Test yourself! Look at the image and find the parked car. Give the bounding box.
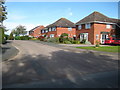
[113,38,120,45]
[104,37,116,44]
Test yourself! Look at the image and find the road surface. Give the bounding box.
[2,40,119,88]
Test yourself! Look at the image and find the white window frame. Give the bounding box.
[49,28,51,31]
[106,24,111,29]
[52,27,56,31]
[68,27,72,31]
[78,25,82,30]
[50,34,54,37]
[46,30,48,33]
[96,34,99,40]
[85,23,91,29]
[42,30,44,33]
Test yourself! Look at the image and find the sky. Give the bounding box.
[4,1,119,35]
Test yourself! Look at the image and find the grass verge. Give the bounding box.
[76,46,120,52]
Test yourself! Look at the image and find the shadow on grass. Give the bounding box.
[2,49,119,88]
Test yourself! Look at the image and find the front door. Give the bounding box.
[80,33,88,42]
[100,34,108,44]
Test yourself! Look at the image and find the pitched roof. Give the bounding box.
[46,18,75,28]
[29,25,44,32]
[76,11,119,24]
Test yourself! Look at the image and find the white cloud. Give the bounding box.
[67,8,73,17]
[69,12,73,16]
[9,15,27,21]
[4,22,40,35]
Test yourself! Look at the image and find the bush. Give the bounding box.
[63,41,72,44]
[15,36,21,40]
[30,38,38,40]
[85,41,91,45]
[80,39,86,44]
[38,36,45,41]
[9,32,14,40]
[0,28,6,44]
[20,36,31,40]
[59,33,69,43]
[71,40,80,44]
[47,37,59,43]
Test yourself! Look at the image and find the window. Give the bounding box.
[68,27,72,31]
[96,34,99,40]
[85,23,91,29]
[78,25,82,30]
[106,24,111,29]
[50,34,54,37]
[49,28,51,31]
[45,30,48,33]
[52,27,56,31]
[42,30,44,33]
[112,24,116,29]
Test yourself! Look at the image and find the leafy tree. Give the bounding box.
[9,32,14,40]
[13,25,27,36]
[59,33,69,43]
[0,0,7,44]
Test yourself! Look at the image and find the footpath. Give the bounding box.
[1,41,19,61]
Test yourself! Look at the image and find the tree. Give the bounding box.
[9,32,14,40]
[0,0,7,44]
[13,25,27,36]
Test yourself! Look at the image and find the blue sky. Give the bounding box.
[4,2,118,34]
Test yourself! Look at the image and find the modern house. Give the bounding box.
[76,11,119,45]
[41,18,76,38]
[29,25,44,38]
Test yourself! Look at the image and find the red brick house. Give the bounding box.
[29,25,44,38]
[76,11,119,45]
[41,18,76,38]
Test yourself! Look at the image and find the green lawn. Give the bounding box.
[76,46,120,52]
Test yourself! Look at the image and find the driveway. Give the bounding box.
[2,40,119,88]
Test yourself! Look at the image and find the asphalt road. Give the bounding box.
[2,40,119,88]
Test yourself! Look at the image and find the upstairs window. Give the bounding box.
[106,24,111,29]
[112,24,116,29]
[45,30,48,33]
[42,30,44,33]
[68,27,72,31]
[85,23,91,29]
[49,28,51,31]
[52,27,56,31]
[78,25,82,30]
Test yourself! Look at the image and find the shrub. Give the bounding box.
[15,36,21,40]
[85,41,91,45]
[47,37,59,43]
[5,34,9,40]
[30,38,38,40]
[80,39,86,44]
[63,41,72,44]
[71,40,80,44]
[9,32,14,40]
[38,36,45,41]
[20,36,31,40]
[59,33,69,43]
[95,40,100,47]
[0,28,6,44]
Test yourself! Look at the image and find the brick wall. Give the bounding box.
[33,26,44,38]
[76,23,115,45]
[56,27,76,38]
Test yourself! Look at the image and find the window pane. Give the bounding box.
[68,28,72,31]
[85,23,91,29]
[78,25,82,30]
[106,24,111,29]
